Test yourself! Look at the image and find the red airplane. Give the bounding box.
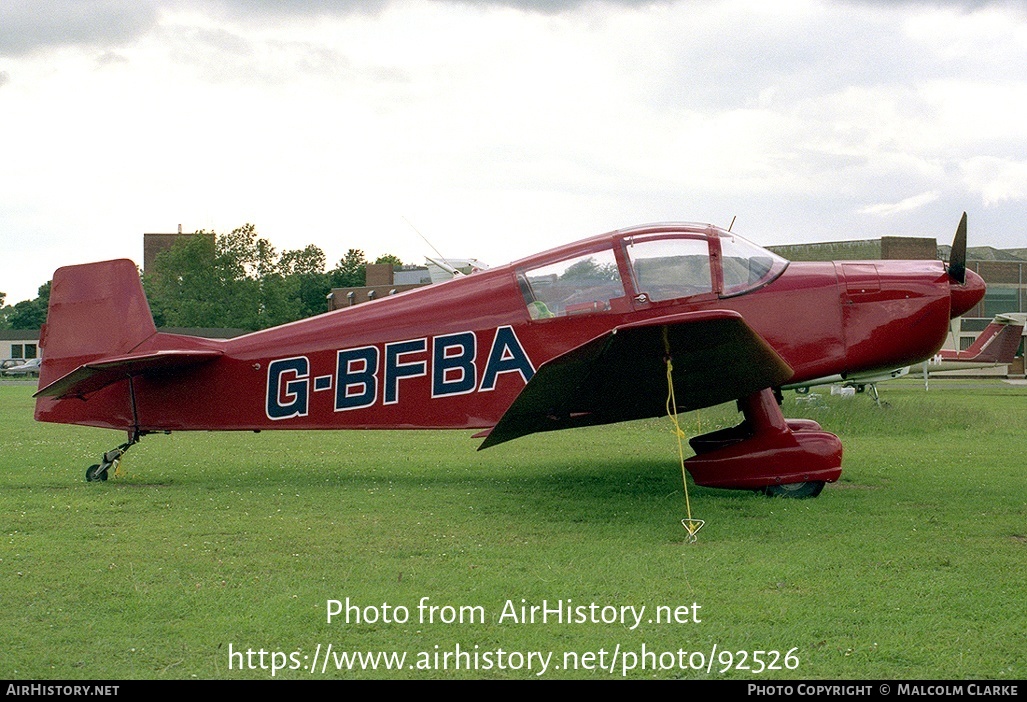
[34,214,984,497]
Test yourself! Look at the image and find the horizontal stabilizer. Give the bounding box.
[479,310,793,449]
[35,349,223,399]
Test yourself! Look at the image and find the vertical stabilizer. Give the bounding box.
[951,313,1025,363]
[38,259,156,388]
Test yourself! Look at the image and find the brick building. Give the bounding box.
[327,259,487,311]
[326,264,432,311]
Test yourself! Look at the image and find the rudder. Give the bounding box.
[38,259,156,388]
[960,314,1025,363]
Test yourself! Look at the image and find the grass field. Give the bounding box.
[1,380,1024,680]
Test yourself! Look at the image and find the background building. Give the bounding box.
[327,259,487,310]
[1,330,39,361]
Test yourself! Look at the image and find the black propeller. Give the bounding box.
[948,212,967,285]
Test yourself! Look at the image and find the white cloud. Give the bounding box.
[961,157,1027,205]
[860,191,940,216]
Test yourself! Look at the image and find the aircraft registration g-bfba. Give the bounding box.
[34,215,985,497]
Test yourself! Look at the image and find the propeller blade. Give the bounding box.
[948,212,967,285]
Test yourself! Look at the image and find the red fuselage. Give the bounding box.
[34,223,984,434]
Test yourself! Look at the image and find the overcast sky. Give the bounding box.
[1,0,1025,304]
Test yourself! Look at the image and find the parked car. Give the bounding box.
[1,357,41,377]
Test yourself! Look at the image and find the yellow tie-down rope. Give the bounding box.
[663,327,705,542]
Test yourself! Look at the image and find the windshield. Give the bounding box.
[718,233,788,296]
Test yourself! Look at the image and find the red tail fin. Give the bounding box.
[38,260,156,388]
[945,314,1025,364]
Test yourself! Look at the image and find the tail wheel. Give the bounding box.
[761,481,825,498]
[85,464,108,482]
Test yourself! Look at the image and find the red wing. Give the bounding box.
[478,310,793,449]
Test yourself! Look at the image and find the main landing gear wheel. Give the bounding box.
[761,481,825,498]
[85,463,109,482]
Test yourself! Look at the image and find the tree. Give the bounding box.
[280,245,331,319]
[143,232,220,328]
[280,245,327,276]
[144,225,332,330]
[0,282,50,330]
[330,249,368,288]
[373,254,404,267]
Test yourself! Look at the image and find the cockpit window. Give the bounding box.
[626,237,712,301]
[520,249,624,319]
[719,233,788,296]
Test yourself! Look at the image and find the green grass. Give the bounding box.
[1,381,1025,679]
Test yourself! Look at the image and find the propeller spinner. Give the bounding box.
[947,212,985,319]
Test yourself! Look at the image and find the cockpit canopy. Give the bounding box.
[519,226,788,319]
[717,231,790,296]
